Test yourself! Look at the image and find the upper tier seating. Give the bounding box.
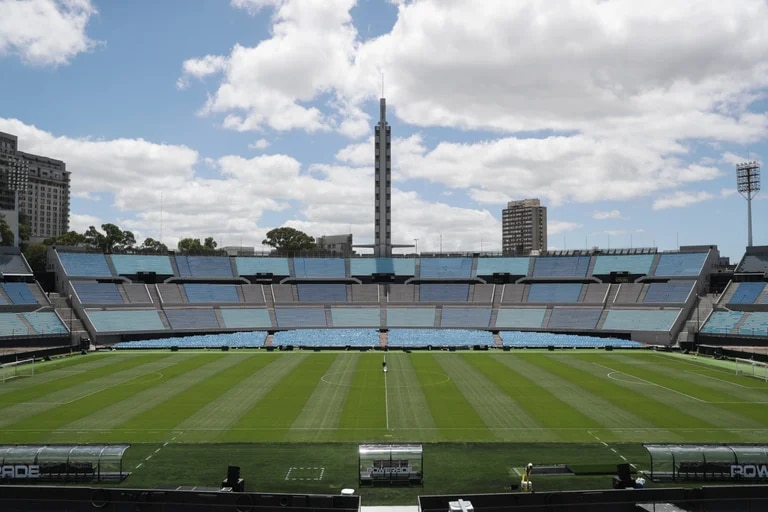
[440,307,492,328]
[470,284,494,303]
[23,311,67,334]
[59,253,112,277]
[735,253,768,274]
[494,308,546,329]
[121,284,152,303]
[219,308,272,329]
[642,281,695,303]
[272,329,378,347]
[165,308,220,330]
[156,283,185,303]
[475,257,530,276]
[601,309,681,332]
[331,307,380,327]
[1,282,39,304]
[183,284,240,303]
[274,307,328,327]
[612,283,644,303]
[592,254,655,275]
[350,258,415,276]
[500,284,526,303]
[0,253,32,275]
[419,283,470,302]
[527,283,583,303]
[349,284,379,302]
[175,255,233,278]
[387,284,416,302]
[547,308,602,330]
[653,252,707,277]
[532,255,590,277]
[296,283,347,302]
[71,282,124,304]
[86,310,166,332]
[581,283,610,303]
[419,257,473,278]
[737,312,768,337]
[234,257,290,276]
[701,311,744,334]
[727,282,766,305]
[241,285,266,303]
[386,307,436,327]
[293,257,346,278]
[387,329,493,347]
[271,284,296,303]
[110,254,173,275]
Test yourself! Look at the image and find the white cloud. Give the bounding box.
[176,54,229,89]
[652,191,714,210]
[593,209,622,220]
[548,221,583,235]
[249,138,271,150]
[0,0,98,66]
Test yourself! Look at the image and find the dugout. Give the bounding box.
[645,444,768,482]
[358,444,423,486]
[0,444,130,482]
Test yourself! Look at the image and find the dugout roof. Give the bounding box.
[0,444,130,482]
[645,444,768,480]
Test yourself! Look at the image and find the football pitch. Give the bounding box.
[1,349,767,502]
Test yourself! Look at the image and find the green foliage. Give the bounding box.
[262,226,316,254]
[177,237,222,254]
[22,242,48,273]
[84,223,136,253]
[0,214,13,246]
[42,230,87,247]
[139,237,168,253]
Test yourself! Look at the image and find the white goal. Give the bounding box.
[0,358,35,383]
[734,358,768,382]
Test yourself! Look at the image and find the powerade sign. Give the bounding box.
[0,464,41,479]
[730,464,768,479]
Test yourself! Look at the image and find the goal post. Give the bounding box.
[1,358,35,383]
[734,358,768,382]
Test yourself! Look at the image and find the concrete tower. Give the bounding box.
[374,98,392,257]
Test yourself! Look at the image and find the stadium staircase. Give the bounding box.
[675,293,716,346]
[49,292,84,342]
[379,330,387,347]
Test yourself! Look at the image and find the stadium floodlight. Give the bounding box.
[736,161,760,247]
[4,157,28,247]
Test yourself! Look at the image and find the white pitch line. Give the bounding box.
[684,370,748,388]
[383,354,390,430]
[594,362,705,402]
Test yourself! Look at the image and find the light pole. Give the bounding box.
[414,238,418,254]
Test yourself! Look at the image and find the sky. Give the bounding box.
[0,0,766,262]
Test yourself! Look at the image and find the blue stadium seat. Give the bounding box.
[592,254,655,276]
[331,307,380,327]
[272,329,378,347]
[475,257,530,276]
[653,252,707,277]
[234,257,290,276]
[547,308,602,330]
[419,258,473,278]
[419,283,470,302]
[388,329,493,347]
[87,310,167,332]
[58,253,112,277]
[350,258,398,275]
[296,283,347,302]
[274,307,328,327]
[440,308,492,328]
[386,307,436,327]
[601,309,681,331]
[175,256,233,278]
[642,281,695,303]
[164,308,220,330]
[23,312,67,334]
[0,312,31,336]
[183,284,240,303]
[527,283,583,303]
[500,331,640,348]
[737,312,768,337]
[220,308,272,329]
[114,331,268,349]
[494,308,546,329]
[532,256,591,277]
[727,282,766,305]
[1,282,38,304]
[0,254,32,275]
[110,254,173,275]
[701,311,744,334]
[292,258,346,278]
[71,282,124,304]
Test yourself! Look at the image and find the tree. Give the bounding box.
[84,223,136,253]
[43,231,87,247]
[0,215,13,246]
[262,227,316,255]
[140,237,168,253]
[22,243,48,273]
[203,237,217,250]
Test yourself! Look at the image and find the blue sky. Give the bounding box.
[1,0,766,261]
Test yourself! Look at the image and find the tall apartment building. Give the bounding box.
[0,131,70,243]
[502,198,547,255]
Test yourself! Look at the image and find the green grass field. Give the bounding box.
[1,349,767,503]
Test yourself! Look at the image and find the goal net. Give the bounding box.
[734,358,768,382]
[1,358,35,383]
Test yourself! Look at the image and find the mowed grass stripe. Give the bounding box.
[382,353,438,439]
[410,353,491,442]
[177,353,309,442]
[336,353,386,440]
[57,353,243,435]
[0,353,131,397]
[224,353,338,442]
[0,353,149,403]
[560,353,765,440]
[591,353,768,429]
[490,353,655,440]
[114,353,275,441]
[0,354,178,430]
[285,353,358,442]
[435,354,555,441]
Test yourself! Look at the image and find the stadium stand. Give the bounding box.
[592,254,655,275]
[388,328,493,347]
[581,283,610,303]
[115,331,268,349]
[419,257,473,278]
[331,307,380,327]
[532,255,590,277]
[547,308,602,330]
[23,312,67,334]
[601,309,681,332]
[387,284,416,302]
[296,283,347,302]
[500,330,641,348]
[121,284,152,304]
[241,284,266,303]
[475,257,530,276]
[440,307,492,328]
[271,284,297,303]
[386,307,436,327]
[700,311,744,334]
[500,284,526,303]
[419,283,470,302]
[58,253,112,277]
[642,281,695,303]
[110,254,173,276]
[0,312,33,336]
[470,284,494,303]
[175,255,234,278]
[164,308,220,330]
[737,312,768,337]
[86,310,166,332]
[653,252,708,277]
[234,257,290,277]
[183,283,240,303]
[727,282,766,305]
[293,257,346,278]
[71,282,124,304]
[734,247,768,274]
[0,252,33,275]
[611,283,644,303]
[1,282,39,305]
[349,284,379,302]
[272,328,378,347]
[274,307,328,328]
[156,284,185,303]
[527,283,583,303]
[219,308,272,329]
[494,308,546,329]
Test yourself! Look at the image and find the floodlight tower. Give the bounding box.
[4,156,28,247]
[736,161,760,247]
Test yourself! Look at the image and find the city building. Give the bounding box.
[0,131,70,243]
[502,198,547,255]
[316,234,354,257]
